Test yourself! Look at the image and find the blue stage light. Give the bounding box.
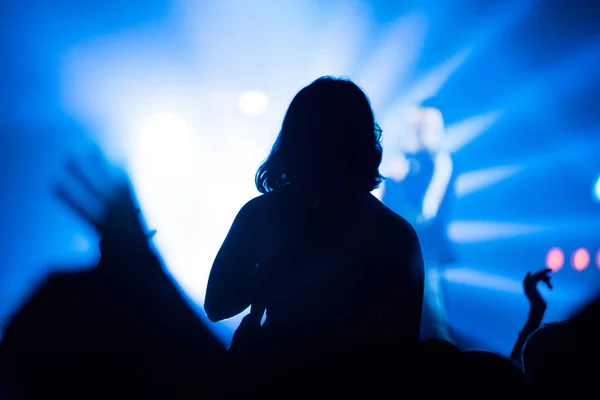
[593,175,600,202]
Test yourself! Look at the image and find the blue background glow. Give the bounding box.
[2,0,600,352]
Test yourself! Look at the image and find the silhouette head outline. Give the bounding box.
[255,76,383,194]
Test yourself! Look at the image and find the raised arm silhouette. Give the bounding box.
[205,77,425,368]
[0,156,224,399]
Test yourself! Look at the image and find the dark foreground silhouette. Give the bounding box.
[0,161,224,399]
[1,76,597,399]
[206,78,425,386]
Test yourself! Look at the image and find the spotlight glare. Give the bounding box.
[572,248,590,271]
[136,111,193,172]
[596,249,600,269]
[142,112,190,140]
[593,175,600,202]
[546,247,564,272]
[238,91,269,116]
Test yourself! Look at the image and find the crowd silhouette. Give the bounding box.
[0,76,597,398]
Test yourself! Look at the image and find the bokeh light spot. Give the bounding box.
[546,247,564,272]
[72,234,91,253]
[572,248,590,271]
[593,175,600,203]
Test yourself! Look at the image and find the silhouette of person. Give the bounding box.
[205,77,424,369]
[0,157,224,399]
[522,287,600,398]
[381,104,455,341]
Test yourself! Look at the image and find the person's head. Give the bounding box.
[407,106,445,152]
[419,338,461,355]
[255,76,383,194]
[416,339,462,395]
[523,317,600,397]
[459,351,531,397]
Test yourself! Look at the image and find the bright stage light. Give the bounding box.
[546,247,564,272]
[134,112,194,180]
[572,248,590,271]
[593,175,600,203]
[238,91,269,116]
[130,110,197,248]
[139,112,191,153]
[129,108,268,333]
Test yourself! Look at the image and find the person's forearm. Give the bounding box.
[523,309,544,332]
[204,245,257,322]
[205,270,253,322]
[510,309,545,365]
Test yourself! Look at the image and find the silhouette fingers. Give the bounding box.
[532,268,552,282]
[87,148,116,183]
[54,184,100,231]
[66,159,110,205]
[107,183,143,223]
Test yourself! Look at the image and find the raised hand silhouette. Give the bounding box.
[524,268,552,315]
[54,155,156,267]
[510,268,553,365]
[0,152,224,399]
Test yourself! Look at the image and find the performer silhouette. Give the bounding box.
[381,105,455,341]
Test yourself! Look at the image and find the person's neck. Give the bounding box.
[291,183,366,206]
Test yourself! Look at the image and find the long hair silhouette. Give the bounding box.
[255,76,383,194]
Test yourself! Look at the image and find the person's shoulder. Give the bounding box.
[238,187,294,216]
[237,191,275,217]
[363,196,422,281]
[367,194,418,241]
